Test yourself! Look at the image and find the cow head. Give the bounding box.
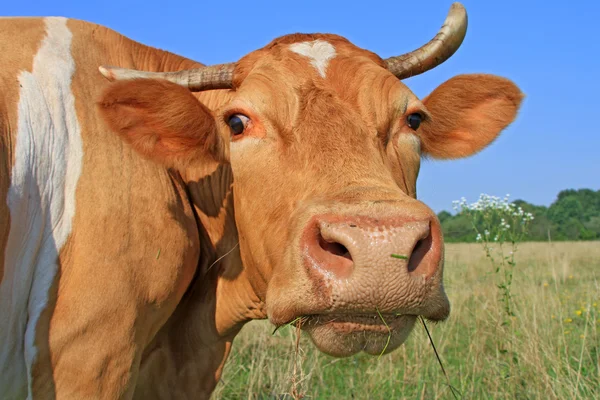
[98,3,522,357]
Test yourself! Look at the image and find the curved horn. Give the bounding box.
[385,2,468,79]
[99,63,235,91]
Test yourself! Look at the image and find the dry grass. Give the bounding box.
[212,242,600,399]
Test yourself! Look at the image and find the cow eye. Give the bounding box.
[407,113,422,130]
[227,114,249,135]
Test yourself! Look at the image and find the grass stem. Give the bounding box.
[420,316,462,400]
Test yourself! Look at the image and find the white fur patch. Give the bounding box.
[289,40,336,78]
[0,17,83,398]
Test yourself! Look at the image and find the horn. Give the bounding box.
[384,2,468,79]
[98,63,235,91]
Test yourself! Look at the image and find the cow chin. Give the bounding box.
[302,314,417,357]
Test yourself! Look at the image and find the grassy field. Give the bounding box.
[213,242,600,399]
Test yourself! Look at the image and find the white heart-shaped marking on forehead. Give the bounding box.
[289,40,337,78]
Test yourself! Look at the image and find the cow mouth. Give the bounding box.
[304,313,410,332]
[274,313,418,357]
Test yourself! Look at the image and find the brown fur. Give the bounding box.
[420,74,524,159]
[36,19,211,399]
[98,78,225,169]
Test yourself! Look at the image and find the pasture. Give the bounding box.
[214,241,600,399]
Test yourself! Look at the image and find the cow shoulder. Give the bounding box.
[0,17,203,398]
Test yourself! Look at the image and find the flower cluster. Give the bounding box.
[452,194,535,318]
[453,194,534,222]
[453,194,534,243]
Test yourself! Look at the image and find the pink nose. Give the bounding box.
[302,214,442,281]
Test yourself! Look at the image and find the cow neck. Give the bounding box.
[135,108,262,395]
[135,161,266,395]
[182,159,267,333]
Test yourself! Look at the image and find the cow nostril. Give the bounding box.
[318,235,353,261]
[407,228,433,273]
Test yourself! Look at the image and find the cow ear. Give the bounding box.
[97,78,227,169]
[419,74,524,159]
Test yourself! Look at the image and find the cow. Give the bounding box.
[0,3,523,399]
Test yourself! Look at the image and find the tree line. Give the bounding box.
[439,188,600,242]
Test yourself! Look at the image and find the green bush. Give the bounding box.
[440,188,600,242]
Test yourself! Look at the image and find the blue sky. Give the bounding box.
[6,1,599,212]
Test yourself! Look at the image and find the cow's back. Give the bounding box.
[0,18,201,398]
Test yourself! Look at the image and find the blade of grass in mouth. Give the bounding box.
[376,308,392,360]
[272,316,304,335]
[420,316,462,399]
[391,253,408,260]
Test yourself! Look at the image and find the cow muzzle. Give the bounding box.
[267,203,450,357]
